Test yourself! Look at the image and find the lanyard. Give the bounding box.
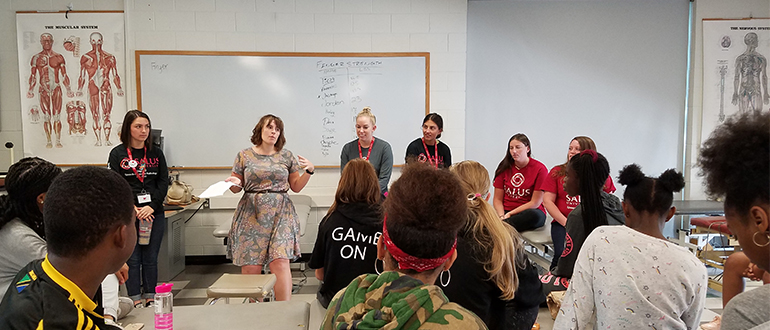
[421,138,439,168]
[358,137,374,161]
[127,146,148,183]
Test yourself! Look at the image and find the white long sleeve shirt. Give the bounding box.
[554,225,707,330]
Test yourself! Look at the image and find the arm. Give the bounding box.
[226,151,244,193]
[108,56,124,96]
[378,143,393,193]
[553,237,596,329]
[107,148,122,173]
[77,56,88,96]
[150,151,169,213]
[762,57,768,103]
[340,144,350,174]
[27,57,37,98]
[288,155,314,193]
[506,190,544,217]
[57,57,74,98]
[493,188,506,218]
[315,268,324,281]
[544,191,568,226]
[732,57,742,104]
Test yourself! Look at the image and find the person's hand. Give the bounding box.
[27,91,34,98]
[66,89,74,98]
[115,263,129,285]
[76,90,83,97]
[225,176,242,187]
[298,155,314,173]
[136,205,155,221]
[744,263,766,282]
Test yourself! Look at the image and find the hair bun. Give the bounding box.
[657,169,685,193]
[361,107,372,114]
[618,164,646,186]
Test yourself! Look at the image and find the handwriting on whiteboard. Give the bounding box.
[150,61,168,74]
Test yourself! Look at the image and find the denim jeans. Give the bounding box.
[127,209,166,301]
[550,221,566,271]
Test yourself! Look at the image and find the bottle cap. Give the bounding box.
[156,283,174,293]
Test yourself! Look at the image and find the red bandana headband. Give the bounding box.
[580,149,599,163]
[381,216,456,272]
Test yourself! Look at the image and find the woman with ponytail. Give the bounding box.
[445,161,544,330]
[555,164,707,330]
[541,150,623,295]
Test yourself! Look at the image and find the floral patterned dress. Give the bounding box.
[227,147,301,266]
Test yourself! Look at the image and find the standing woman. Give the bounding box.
[309,158,382,308]
[340,107,393,195]
[109,110,169,308]
[542,136,616,270]
[405,113,451,168]
[493,133,548,232]
[225,114,314,301]
[445,161,545,330]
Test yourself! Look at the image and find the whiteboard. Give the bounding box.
[136,51,428,167]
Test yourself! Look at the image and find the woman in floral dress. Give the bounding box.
[225,114,315,301]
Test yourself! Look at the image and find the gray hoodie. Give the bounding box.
[553,191,624,278]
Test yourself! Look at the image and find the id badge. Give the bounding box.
[137,193,152,204]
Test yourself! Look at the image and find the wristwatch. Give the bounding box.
[305,169,314,175]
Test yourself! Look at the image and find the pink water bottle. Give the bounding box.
[154,283,174,330]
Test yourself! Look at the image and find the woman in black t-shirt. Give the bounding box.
[308,158,383,308]
[405,113,451,168]
[108,110,168,308]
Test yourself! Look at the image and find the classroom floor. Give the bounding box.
[132,262,732,330]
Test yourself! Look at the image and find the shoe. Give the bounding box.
[133,300,144,309]
[700,315,721,330]
[531,322,540,330]
[145,300,155,308]
[117,297,133,319]
[105,317,124,329]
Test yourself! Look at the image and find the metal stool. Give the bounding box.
[207,273,277,304]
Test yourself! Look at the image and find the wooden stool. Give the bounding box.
[207,273,277,304]
[690,216,738,292]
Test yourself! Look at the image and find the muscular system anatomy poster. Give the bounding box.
[701,19,769,143]
[17,12,126,164]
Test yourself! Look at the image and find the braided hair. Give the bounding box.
[0,157,62,238]
[618,164,685,216]
[569,150,610,234]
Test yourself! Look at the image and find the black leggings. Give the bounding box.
[503,209,546,232]
[550,221,566,271]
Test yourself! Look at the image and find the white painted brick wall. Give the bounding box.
[176,0,216,12]
[215,0,257,12]
[256,0,295,13]
[391,14,429,33]
[195,12,236,32]
[175,31,217,50]
[154,12,196,31]
[295,34,334,52]
[371,34,410,52]
[372,0,410,14]
[235,12,277,32]
[410,33,447,52]
[295,0,334,14]
[353,14,391,33]
[314,14,353,33]
[334,0,372,14]
[333,34,371,51]
[276,13,315,33]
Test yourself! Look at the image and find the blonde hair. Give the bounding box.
[450,160,524,300]
[356,107,376,126]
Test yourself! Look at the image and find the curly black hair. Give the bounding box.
[44,166,135,259]
[384,162,467,273]
[618,164,685,216]
[0,157,61,238]
[698,111,769,218]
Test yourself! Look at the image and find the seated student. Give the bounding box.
[542,136,616,270]
[0,166,136,330]
[444,160,544,330]
[702,252,770,329]
[0,158,130,324]
[541,150,624,295]
[698,111,770,330]
[321,163,486,329]
[554,164,707,329]
[309,158,383,308]
[493,134,548,232]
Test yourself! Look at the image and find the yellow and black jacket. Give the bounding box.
[0,256,118,330]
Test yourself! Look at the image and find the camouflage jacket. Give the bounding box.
[321,271,488,330]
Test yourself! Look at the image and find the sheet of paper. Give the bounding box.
[198,181,237,198]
